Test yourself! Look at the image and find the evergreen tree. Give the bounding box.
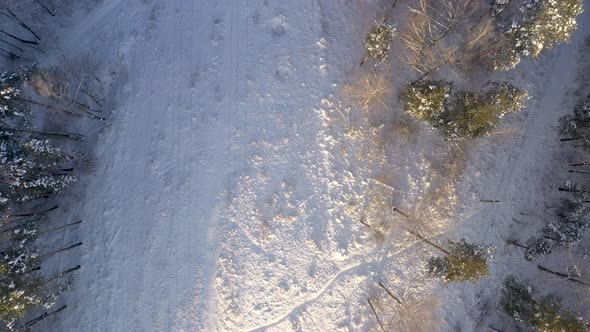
[426,239,492,282]
[560,95,590,141]
[501,276,589,331]
[362,21,396,65]
[0,275,44,328]
[403,81,527,139]
[501,275,537,325]
[543,199,588,245]
[524,237,553,261]
[442,83,528,138]
[402,81,451,123]
[0,133,76,204]
[491,0,584,70]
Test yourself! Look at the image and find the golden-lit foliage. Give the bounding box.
[343,72,392,111]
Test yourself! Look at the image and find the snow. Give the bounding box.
[23,0,590,331]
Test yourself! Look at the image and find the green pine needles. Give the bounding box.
[363,21,396,65]
[402,81,528,139]
[426,239,492,282]
[491,0,584,70]
[501,276,590,332]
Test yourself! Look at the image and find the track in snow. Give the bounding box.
[43,0,243,330]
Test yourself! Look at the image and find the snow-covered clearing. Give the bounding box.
[31,0,590,331]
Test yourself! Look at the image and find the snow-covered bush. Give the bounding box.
[426,239,492,282]
[545,199,587,245]
[9,220,39,248]
[491,0,584,70]
[0,63,87,331]
[0,71,27,120]
[560,95,590,141]
[501,276,589,332]
[524,237,553,261]
[363,21,396,65]
[0,248,38,276]
[0,135,76,204]
[559,198,586,223]
[402,81,451,122]
[524,199,588,260]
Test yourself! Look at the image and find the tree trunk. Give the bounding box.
[39,220,82,236]
[6,126,84,141]
[506,239,528,250]
[569,169,590,175]
[367,299,386,332]
[378,281,403,305]
[40,265,81,286]
[392,207,410,218]
[35,0,55,16]
[0,206,58,234]
[359,217,371,229]
[558,187,579,193]
[16,96,105,121]
[407,230,451,255]
[0,30,37,45]
[0,46,18,59]
[360,55,369,66]
[25,266,41,274]
[561,137,583,142]
[537,265,590,286]
[0,37,23,52]
[39,242,82,260]
[15,96,72,115]
[2,9,41,40]
[10,205,58,218]
[24,305,67,328]
[569,161,590,167]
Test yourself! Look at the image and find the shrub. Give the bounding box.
[524,237,554,261]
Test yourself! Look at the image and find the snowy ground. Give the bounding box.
[27,0,590,331]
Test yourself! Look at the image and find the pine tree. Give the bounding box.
[0,133,76,204]
[501,276,589,331]
[0,275,44,328]
[542,199,588,245]
[402,81,451,123]
[426,239,492,282]
[442,83,528,138]
[501,275,537,325]
[0,70,29,121]
[560,95,590,145]
[535,296,590,332]
[491,0,584,70]
[403,81,527,139]
[524,237,553,261]
[362,21,396,65]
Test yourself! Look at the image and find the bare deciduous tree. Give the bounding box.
[401,0,493,79]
